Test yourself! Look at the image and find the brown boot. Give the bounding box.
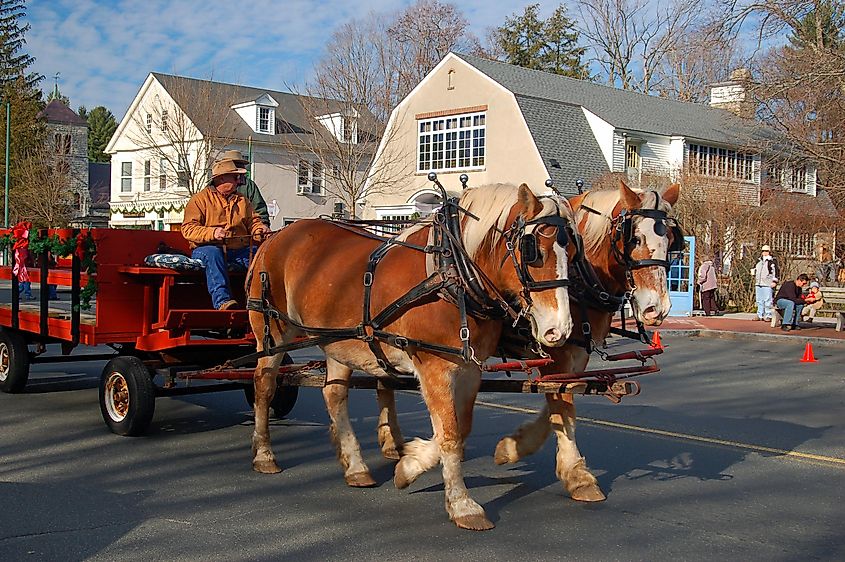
[218,299,238,310]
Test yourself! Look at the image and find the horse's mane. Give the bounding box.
[577,188,673,255]
[396,184,563,258]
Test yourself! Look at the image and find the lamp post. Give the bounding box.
[4,101,9,228]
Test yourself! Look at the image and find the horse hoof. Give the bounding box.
[453,514,495,531]
[493,438,518,465]
[253,460,282,474]
[381,447,402,461]
[345,472,377,488]
[570,484,606,502]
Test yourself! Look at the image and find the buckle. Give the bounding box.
[393,336,409,348]
[581,321,592,336]
[459,327,470,342]
[363,272,373,287]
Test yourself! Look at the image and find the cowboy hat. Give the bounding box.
[210,158,247,181]
[218,149,249,166]
[761,244,771,252]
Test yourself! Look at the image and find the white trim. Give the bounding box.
[106,73,157,154]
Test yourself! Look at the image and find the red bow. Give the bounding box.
[12,221,32,250]
[75,232,87,260]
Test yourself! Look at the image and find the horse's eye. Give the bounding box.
[653,221,667,236]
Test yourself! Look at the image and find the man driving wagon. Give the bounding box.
[181,155,269,310]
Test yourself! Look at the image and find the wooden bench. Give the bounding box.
[816,286,845,332]
[772,286,845,331]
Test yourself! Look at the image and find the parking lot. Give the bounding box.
[1,336,843,561]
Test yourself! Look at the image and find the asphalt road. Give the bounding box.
[1,336,843,561]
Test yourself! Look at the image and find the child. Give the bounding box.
[801,281,824,322]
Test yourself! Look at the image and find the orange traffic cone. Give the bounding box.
[650,331,663,350]
[800,341,817,363]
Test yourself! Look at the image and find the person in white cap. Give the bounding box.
[752,244,779,321]
[801,281,824,322]
[182,157,269,310]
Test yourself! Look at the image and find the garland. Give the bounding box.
[0,227,98,310]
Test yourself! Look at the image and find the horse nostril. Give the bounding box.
[544,328,562,343]
[643,306,659,320]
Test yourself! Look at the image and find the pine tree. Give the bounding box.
[543,5,589,78]
[86,106,116,162]
[493,3,588,78]
[0,0,42,90]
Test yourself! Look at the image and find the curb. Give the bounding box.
[659,329,845,346]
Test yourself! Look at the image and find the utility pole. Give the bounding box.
[4,101,10,228]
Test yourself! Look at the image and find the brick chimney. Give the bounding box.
[709,68,755,119]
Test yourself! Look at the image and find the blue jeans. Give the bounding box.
[18,281,33,299]
[776,298,804,326]
[191,246,252,309]
[755,285,773,319]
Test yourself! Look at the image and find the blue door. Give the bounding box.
[667,236,695,316]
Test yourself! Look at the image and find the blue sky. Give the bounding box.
[26,0,529,119]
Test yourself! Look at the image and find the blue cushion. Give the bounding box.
[144,253,205,271]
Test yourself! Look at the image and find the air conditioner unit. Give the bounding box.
[297,184,307,195]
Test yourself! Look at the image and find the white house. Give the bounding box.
[106,73,375,230]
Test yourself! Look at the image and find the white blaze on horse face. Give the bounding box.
[632,218,672,325]
[530,239,573,347]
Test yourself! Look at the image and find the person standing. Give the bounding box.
[217,149,270,227]
[182,157,268,310]
[752,245,779,321]
[697,255,719,316]
[774,273,809,331]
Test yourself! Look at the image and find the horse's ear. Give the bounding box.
[517,183,543,219]
[568,193,586,211]
[662,183,680,206]
[619,180,641,209]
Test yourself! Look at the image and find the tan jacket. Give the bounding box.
[181,186,264,250]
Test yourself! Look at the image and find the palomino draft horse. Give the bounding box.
[246,183,577,530]
[492,181,681,501]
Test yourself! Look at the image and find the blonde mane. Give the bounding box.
[396,184,565,257]
[577,188,672,255]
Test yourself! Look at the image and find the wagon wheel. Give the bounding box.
[243,354,299,418]
[99,356,156,436]
[0,328,30,393]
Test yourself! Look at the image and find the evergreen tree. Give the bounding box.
[0,0,41,90]
[787,0,845,50]
[543,5,589,78]
[493,3,588,78]
[86,106,116,162]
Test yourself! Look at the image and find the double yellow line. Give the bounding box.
[474,399,845,468]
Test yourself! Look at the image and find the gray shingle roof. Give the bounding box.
[515,96,608,196]
[150,73,375,145]
[40,100,87,126]
[455,53,766,147]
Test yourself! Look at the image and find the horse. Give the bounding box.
[374,180,681,503]
[246,183,577,530]
[491,180,681,501]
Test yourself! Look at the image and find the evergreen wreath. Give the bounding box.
[0,229,98,310]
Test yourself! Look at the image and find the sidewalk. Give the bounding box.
[652,312,845,345]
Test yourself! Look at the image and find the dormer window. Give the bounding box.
[258,106,273,133]
[317,110,359,144]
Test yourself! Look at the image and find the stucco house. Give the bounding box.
[106,73,375,230]
[366,53,838,259]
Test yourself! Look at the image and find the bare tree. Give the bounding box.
[128,74,240,194]
[10,144,75,227]
[654,28,741,101]
[576,0,704,92]
[708,0,845,207]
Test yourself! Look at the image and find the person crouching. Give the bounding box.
[181,158,269,310]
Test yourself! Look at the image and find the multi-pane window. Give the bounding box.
[143,160,151,191]
[176,155,189,189]
[121,162,132,192]
[161,110,169,132]
[688,144,754,181]
[626,143,640,169]
[159,158,167,189]
[297,159,324,195]
[146,113,152,134]
[258,107,271,133]
[418,112,485,172]
[771,231,813,258]
[791,167,807,192]
[342,117,356,143]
